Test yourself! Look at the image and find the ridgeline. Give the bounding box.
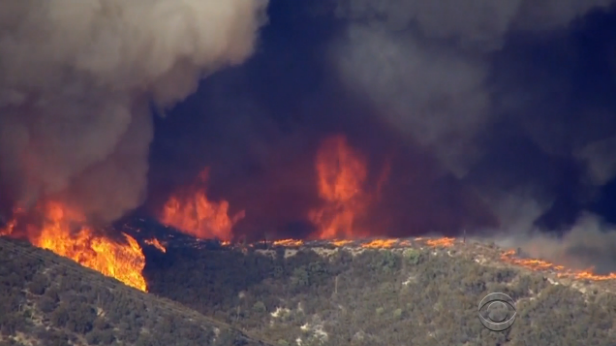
[143,236,616,346]
[2,231,616,346]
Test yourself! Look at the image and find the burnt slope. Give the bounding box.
[0,237,274,346]
[145,238,616,346]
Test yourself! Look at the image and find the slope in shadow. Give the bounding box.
[0,237,274,346]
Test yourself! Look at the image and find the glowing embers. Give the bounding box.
[1,202,147,291]
[159,168,245,241]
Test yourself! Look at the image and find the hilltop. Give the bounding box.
[3,222,616,346]
[143,235,616,346]
[0,237,274,346]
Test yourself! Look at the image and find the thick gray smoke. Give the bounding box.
[332,0,615,178]
[0,0,268,222]
[492,212,616,274]
[329,0,616,270]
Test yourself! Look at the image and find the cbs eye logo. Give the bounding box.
[478,292,517,331]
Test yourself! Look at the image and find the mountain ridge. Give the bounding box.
[143,234,616,346]
[3,225,616,346]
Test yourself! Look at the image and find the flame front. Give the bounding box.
[242,235,616,281]
[159,168,245,241]
[309,135,370,239]
[1,202,147,291]
[500,249,616,281]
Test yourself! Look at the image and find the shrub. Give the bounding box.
[28,274,49,295]
[85,329,115,345]
[50,304,70,328]
[252,301,266,314]
[403,249,421,265]
[291,267,310,288]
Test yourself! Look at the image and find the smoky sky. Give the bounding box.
[3,0,615,246]
[144,0,616,243]
[0,0,269,224]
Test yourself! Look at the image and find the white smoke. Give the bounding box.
[0,0,268,222]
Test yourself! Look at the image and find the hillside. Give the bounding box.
[143,236,616,346]
[0,237,274,346]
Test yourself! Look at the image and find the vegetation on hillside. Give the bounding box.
[0,237,273,346]
[145,243,616,346]
[3,231,615,346]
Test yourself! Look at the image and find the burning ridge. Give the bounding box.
[127,218,616,285]
[1,202,148,291]
[0,0,269,292]
[4,129,616,293]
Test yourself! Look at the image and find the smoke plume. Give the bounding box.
[493,213,616,274]
[332,0,616,177]
[145,1,616,272]
[0,0,268,222]
[328,0,616,269]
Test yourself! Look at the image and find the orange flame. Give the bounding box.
[309,135,370,239]
[331,239,354,247]
[500,249,616,281]
[1,202,147,291]
[273,239,305,247]
[144,238,167,253]
[256,237,455,249]
[244,235,616,281]
[425,237,455,247]
[361,239,399,248]
[159,169,245,241]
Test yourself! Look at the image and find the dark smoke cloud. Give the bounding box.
[144,1,616,269]
[326,0,616,267]
[0,0,269,222]
[331,0,615,176]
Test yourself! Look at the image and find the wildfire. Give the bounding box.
[144,238,167,253]
[273,239,304,247]
[425,237,455,247]
[332,239,354,247]
[238,235,616,282]
[361,239,399,248]
[309,135,370,239]
[160,168,245,241]
[500,249,616,282]
[262,237,455,249]
[1,202,147,291]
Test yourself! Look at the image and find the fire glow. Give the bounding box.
[159,169,245,241]
[248,237,616,281]
[309,135,370,239]
[500,250,616,281]
[151,133,616,282]
[2,133,615,296]
[144,238,167,253]
[1,202,147,291]
[156,134,378,241]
